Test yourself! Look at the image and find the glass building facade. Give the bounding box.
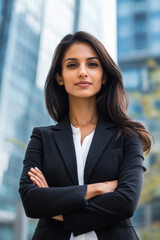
[36,0,75,89]
[0,0,108,239]
[75,0,104,41]
[0,0,49,239]
[117,0,160,239]
[118,0,160,59]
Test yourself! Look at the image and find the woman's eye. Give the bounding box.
[88,62,98,67]
[66,63,77,68]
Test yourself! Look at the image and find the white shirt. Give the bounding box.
[70,124,98,240]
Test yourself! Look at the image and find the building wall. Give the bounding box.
[0,0,48,239]
[0,0,114,239]
[117,0,160,59]
[75,0,104,42]
[117,0,160,239]
[36,0,75,89]
[0,0,15,89]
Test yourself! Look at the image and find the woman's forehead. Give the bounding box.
[62,42,99,61]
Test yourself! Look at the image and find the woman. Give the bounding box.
[19,31,152,240]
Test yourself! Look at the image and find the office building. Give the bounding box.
[0,0,49,239]
[117,0,160,238]
[0,0,113,239]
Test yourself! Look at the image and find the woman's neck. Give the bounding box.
[69,96,98,127]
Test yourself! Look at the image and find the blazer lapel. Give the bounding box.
[51,114,116,185]
[84,115,115,184]
[51,114,79,185]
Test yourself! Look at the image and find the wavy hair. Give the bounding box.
[44,31,153,154]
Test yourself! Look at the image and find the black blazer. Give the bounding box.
[19,114,146,240]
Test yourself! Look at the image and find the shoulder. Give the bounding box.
[31,125,55,138]
[33,125,55,131]
[123,132,143,155]
[123,131,142,144]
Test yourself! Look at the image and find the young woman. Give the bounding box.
[19,31,152,240]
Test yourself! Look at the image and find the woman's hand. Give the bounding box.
[98,180,118,194]
[28,167,49,188]
[28,168,117,220]
[85,180,118,200]
[28,167,63,221]
[52,215,63,221]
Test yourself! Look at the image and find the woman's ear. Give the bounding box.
[55,73,64,86]
[102,74,107,85]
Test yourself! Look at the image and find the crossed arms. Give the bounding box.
[19,127,146,236]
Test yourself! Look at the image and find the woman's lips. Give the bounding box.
[76,81,92,87]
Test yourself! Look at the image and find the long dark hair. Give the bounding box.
[44,31,153,154]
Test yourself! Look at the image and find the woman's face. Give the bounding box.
[56,42,106,99]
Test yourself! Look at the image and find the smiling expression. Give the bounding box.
[56,42,106,99]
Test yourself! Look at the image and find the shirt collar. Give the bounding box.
[70,123,81,135]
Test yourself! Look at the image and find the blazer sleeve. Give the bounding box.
[63,133,146,236]
[19,127,87,219]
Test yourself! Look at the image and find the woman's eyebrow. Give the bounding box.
[64,57,100,62]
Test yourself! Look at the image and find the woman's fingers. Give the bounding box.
[28,167,49,187]
[52,215,63,221]
[30,168,45,182]
[105,180,118,192]
[37,169,49,187]
[28,171,43,187]
[99,180,118,194]
[31,167,48,187]
[30,175,41,187]
[34,168,49,186]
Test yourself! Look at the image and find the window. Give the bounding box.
[150,38,160,53]
[134,13,147,34]
[118,23,132,38]
[134,33,147,49]
[117,1,132,17]
[123,69,141,90]
[152,203,160,222]
[150,17,160,34]
[134,0,147,13]
[149,0,160,11]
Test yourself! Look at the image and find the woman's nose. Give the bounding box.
[78,65,88,78]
